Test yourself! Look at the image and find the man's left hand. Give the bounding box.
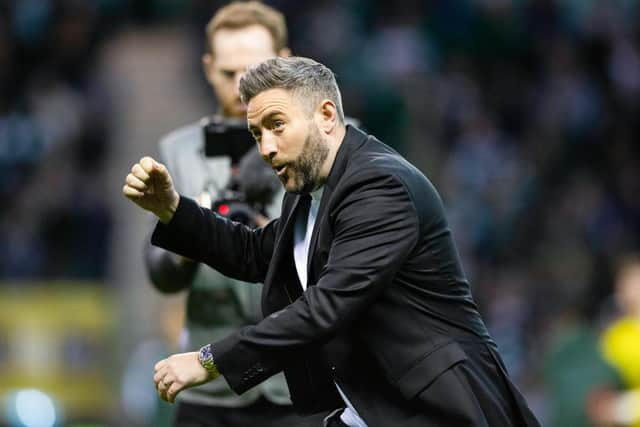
[153,352,217,403]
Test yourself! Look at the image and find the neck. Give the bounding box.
[319,124,346,182]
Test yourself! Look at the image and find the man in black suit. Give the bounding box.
[123,56,540,427]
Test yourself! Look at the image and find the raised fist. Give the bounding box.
[123,156,180,224]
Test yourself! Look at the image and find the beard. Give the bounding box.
[286,123,330,194]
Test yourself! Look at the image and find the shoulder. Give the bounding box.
[349,135,417,176]
[328,139,416,217]
[349,136,438,201]
[340,135,447,231]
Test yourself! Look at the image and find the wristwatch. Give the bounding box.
[198,344,220,378]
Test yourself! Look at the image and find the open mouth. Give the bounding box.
[274,165,287,176]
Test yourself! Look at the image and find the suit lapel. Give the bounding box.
[267,194,304,278]
[305,125,369,284]
[262,193,308,308]
[305,187,331,281]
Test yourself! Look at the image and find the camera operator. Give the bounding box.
[144,2,325,426]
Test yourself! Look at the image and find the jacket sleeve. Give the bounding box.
[151,196,278,284]
[211,171,420,394]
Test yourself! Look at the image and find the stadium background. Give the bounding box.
[1,0,639,425]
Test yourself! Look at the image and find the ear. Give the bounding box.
[278,47,292,58]
[202,53,215,85]
[316,99,338,134]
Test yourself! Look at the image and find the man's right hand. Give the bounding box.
[123,156,180,224]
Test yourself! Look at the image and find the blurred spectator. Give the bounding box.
[0,0,120,280]
[593,255,640,426]
[543,288,621,427]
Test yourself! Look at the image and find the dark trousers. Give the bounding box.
[172,396,328,427]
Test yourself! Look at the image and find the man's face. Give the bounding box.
[204,25,279,118]
[247,88,329,193]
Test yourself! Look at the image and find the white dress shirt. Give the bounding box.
[293,188,368,427]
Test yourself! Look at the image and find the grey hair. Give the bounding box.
[239,56,345,124]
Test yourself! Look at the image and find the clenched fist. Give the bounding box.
[153,352,214,403]
[123,156,180,224]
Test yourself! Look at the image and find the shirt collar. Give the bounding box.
[310,186,323,202]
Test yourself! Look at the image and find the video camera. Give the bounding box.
[202,116,280,227]
[203,116,255,165]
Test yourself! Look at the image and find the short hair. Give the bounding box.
[205,1,288,55]
[239,56,345,123]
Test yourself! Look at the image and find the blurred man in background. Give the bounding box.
[144,2,322,426]
[542,295,621,427]
[591,255,640,426]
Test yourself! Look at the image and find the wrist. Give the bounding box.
[158,193,180,224]
[198,344,220,380]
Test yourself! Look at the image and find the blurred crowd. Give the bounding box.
[1,0,640,425]
[0,0,125,278]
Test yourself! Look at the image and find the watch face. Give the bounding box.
[199,344,214,370]
[199,345,210,360]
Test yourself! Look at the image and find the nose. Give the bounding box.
[258,132,277,161]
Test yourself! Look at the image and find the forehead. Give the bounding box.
[211,25,276,69]
[247,88,304,124]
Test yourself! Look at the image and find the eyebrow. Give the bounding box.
[248,111,284,132]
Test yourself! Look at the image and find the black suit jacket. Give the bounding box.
[152,126,540,426]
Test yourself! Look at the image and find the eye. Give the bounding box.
[272,120,285,131]
[221,70,235,79]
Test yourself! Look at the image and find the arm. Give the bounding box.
[152,171,420,402]
[123,156,277,283]
[212,172,419,393]
[144,194,217,294]
[151,196,278,284]
[144,240,198,293]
